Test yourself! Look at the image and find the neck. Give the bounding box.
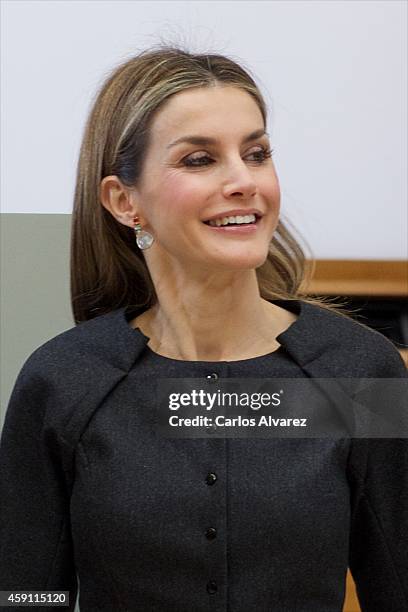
[133,269,292,361]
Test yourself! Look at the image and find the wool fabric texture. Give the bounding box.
[0,299,407,611]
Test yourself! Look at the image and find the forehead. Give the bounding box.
[150,86,263,142]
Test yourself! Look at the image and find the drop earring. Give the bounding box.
[133,216,154,250]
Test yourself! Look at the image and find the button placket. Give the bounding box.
[204,471,219,593]
[201,365,227,604]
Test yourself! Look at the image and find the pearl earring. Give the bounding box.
[133,216,154,250]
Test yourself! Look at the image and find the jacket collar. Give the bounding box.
[77,299,335,374]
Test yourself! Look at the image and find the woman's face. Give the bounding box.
[132,85,281,273]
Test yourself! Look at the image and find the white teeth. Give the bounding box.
[208,213,257,227]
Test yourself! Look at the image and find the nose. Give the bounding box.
[221,157,258,199]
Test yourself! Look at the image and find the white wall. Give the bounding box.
[2,0,407,259]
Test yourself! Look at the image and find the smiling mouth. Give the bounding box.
[203,213,261,227]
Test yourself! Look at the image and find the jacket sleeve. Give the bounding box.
[0,354,78,611]
[348,340,408,612]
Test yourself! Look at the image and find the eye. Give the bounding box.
[182,146,274,168]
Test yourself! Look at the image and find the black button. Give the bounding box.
[206,372,219,381]
[205,527,217,540]
[205,472,217,485]
[206,580,217,594]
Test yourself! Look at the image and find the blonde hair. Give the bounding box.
[71,44,351,323]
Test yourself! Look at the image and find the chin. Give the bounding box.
[210,250,268,272]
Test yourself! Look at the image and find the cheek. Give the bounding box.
[264,176,281,212]
[159,175,208,219]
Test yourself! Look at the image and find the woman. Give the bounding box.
[0,46,407,612]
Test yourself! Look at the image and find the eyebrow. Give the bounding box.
[166,128,269,149]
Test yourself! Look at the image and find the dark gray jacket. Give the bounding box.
[0,299,407,612]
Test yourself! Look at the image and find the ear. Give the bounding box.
[99,175,144,228]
